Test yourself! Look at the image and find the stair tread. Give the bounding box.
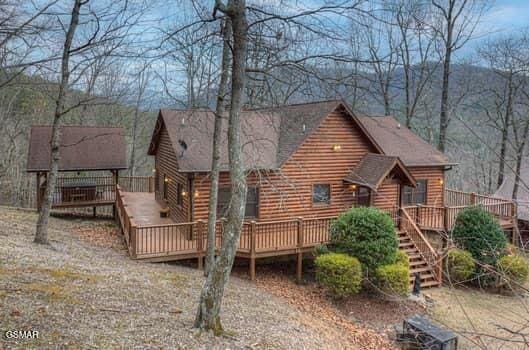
[410,266,434,273]
[420,280,441,288]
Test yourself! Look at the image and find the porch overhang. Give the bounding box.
[343,153,416,192]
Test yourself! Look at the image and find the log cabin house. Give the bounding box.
[129,99,515,287]
[147,100,454,225]
[26,102,517,288]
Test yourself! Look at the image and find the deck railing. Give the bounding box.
[406,189,517,232]
[44,176,117,207]
[127,216,333,259]
[116,189,335,259]
[118,176,155,193]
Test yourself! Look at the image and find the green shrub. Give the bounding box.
[330,207,398,273]
[496,255,529,286]
[375,263,410,297]
[452,206,507,266]
[445,249,475,283]
[395,250,410,269]
[315,253,362,298]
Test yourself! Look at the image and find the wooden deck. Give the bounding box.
[114,184,518,283]
[115,186,332,280]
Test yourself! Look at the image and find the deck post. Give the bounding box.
[296,217,304,284]
[443,206,449,232]
[130,223,137,259]
[249,220,256,281]
[470,192,476,205]
[149,176,154,193]
[36,172,41,211]
[197,220,204,269]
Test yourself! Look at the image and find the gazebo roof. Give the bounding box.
[27,125,127,172]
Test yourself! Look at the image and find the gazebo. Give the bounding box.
[26,125,127,215]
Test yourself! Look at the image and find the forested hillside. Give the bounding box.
[0,73,156,208]
[1,0,528,207]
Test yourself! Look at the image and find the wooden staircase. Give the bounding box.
[398,230,440,288]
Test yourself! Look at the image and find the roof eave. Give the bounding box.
[27,166,127,173]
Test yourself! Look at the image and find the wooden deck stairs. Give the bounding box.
[398,230,440,288]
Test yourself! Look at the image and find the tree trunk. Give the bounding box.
[437,0,457,153]
[512,124,529,200]
[34,0,83,245]
[195,0,247,333]
[438,39,452,152]
[497,75,513,189]
[205,19,232,276]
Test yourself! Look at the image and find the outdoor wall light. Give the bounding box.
[439,178,444,185]
[152,168,156,173]
[182,190,188,197]
[332,144,342,151]
[164,177,169,183]
[194,190,199,198]
[349,184,357,191]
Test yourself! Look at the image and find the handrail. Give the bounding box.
[401,207,437,255]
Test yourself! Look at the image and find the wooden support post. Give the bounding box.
[470,192,476,205]
[36,172,41,211]
[249,220,256,281]
[93,206,96,218]
[197,220,204,269]
[397,207,402,230]
[130,224,137,259]
[296,217,304,284]
[443,206,449,232]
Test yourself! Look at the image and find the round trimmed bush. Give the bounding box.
[496,255,529,286]
[315,253,362,298]
[452,206,507,266]
[375,263,410,297]
[445,249,475,283]
[330,207,398,273]
[395,250,410,269]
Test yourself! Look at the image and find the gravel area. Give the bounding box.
[0,207,386,349]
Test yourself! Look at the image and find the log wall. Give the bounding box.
[154,126,190,222]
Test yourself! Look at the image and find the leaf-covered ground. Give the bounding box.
[0,207,392,349]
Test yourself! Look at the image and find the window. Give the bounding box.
[217,187,259,219]
[163,175,168,200]
[176,183,183,206]
[402,180,427,205]
[356,187,371,207]
[312,184,331,205]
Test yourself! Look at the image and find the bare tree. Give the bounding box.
[34,0,84,244]
[394,0,438,127]
[195,0,248,333]
[478,34,529,189]
[129,62,151,177]
[205,18,231,275]
[426,0,487,152]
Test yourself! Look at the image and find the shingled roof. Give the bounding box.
[344,153,416,190]
[148,100,452,172]
[148,101,338,172]
[27,126,127,172]
[355,115,455,167]
[495,157,529,221]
